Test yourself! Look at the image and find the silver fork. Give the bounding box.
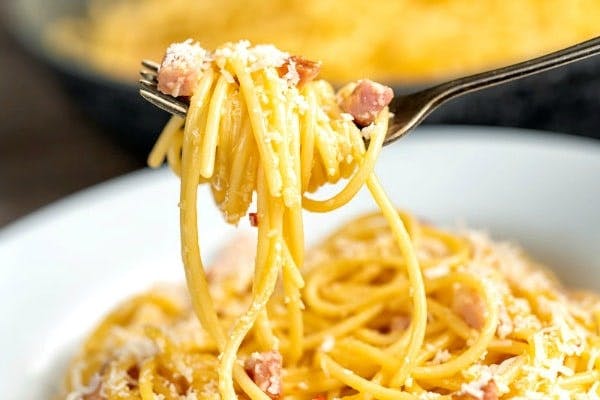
[140,35,600,146]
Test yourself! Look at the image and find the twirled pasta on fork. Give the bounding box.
[63,41,600,400]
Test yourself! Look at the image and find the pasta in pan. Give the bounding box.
[46,0,600,83]
[63,41,600,400]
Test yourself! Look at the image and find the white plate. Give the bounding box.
[1,126,599,399]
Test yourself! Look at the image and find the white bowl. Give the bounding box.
[0,126,598,400]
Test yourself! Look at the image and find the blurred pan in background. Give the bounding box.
[6,0,600,156]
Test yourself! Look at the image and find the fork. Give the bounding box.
[140,35,600,146]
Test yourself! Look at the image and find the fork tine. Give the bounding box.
[139,60,189,117]
[142,59,160,72]
[139,88,188,118]
[139,71,157,82]
[139,78,157,88]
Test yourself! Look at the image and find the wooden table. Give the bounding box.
[0,25,143,227]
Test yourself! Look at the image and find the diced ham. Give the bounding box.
[453,286,485,330]
[244,351,283,399]
[157,40,209,97]
[390,315,411,332]
[453,381,498,400]
[339,80,393,127]
[206,233,257,293]
[249,212,259,227]
[277,56,322,87]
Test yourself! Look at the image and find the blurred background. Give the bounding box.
[1,0,599,228]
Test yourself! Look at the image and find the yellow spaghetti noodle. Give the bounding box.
[63,42,600,399]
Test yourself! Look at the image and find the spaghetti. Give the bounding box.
[64,41,600,399]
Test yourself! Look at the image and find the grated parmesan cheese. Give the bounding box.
[431,349,451,365]
[213,41,289,72]
[418,393,442,400]
[360,123,376,140]
[281,57,300,86]
[162,39,211,71]
[65,372,102,400]
[103,367,130,398]
[320,335,336,352]
[458,366,494,399]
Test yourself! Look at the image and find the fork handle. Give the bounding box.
[433,35,600,100]
[386,35,600,145]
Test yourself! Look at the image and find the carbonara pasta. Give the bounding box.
[63,41,600,400]
[45,0,600,83]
